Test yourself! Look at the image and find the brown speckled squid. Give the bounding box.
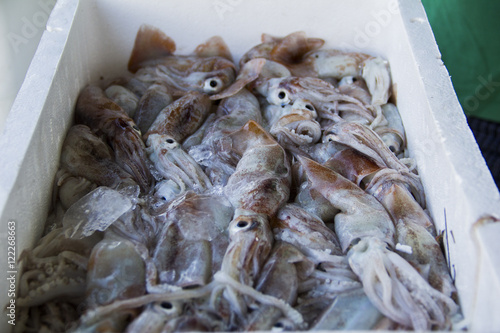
[75,85,153,193]
[188,89,263,186]
[128,25,236,97]
[257,76,373,125]
[326,148,455,297]
[144,90,212,143]
[213,120,292,327]
[298,155,458,330]
[323,121,425,208]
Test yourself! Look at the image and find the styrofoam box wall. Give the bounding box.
[1,0,499,331]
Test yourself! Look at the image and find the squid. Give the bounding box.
[75,85,153,193]
[104,84,139,117]
[133,82,173,133]
[238,31,325,73]
[188,89,263,186]
[300,48,392,108]
[263,98,322,148]
[15,227,102,333]
[323,121,425,207]
[145,90,212,143]
[146,133,212,197]
[151,191,233,291]
[128,25,236,96]
[257,76,373,125]
[326,148,454,295]
[211,31,323,100]
[244,242,314,331]
[214,121,291,325]
[298,155,458,330]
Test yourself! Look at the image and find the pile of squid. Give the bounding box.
[16,25,461,332]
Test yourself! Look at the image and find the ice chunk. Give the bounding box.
[63,186,133,238]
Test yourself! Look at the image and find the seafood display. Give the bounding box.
[15,26,461,332]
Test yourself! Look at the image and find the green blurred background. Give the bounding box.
[422,0,500,123]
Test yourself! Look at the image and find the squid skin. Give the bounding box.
[210,58,267,100]
[368,176,435,234]
[223,215,274,286]
[75,85,153,193]
[338,76,373,105]
[213,30,325,100]
[323,148,385,188]
[151,191,232,290]
[323,121,407,173]
[134,82,173,133]
[272,204,343,261]
[375,103,406,155]
[300,49,392,106]
[154,224,212,288]
[325,147,433,233]
[239,39,392,112]
[294,182,338,226]
[104,84,139,117]
[145,90,212,143]
[224,121,291,217]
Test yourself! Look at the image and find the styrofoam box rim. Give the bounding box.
[1,0,499,331]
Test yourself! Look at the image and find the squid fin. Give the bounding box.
[210,59,266,100]
[128,25,176,73]
[194,36,233,62]
[271,31,325,64]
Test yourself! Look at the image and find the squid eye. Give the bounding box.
[165,138,174,144]
[153,300,179,315]
[323,134,335,143]
[236,220,249,228]
[305,104,314,111]
[131,125,142,135]
[273,89,290,106]
[203,77,223,93]
[272,320,289,331]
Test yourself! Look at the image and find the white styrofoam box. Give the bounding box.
[1,0,499,331]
